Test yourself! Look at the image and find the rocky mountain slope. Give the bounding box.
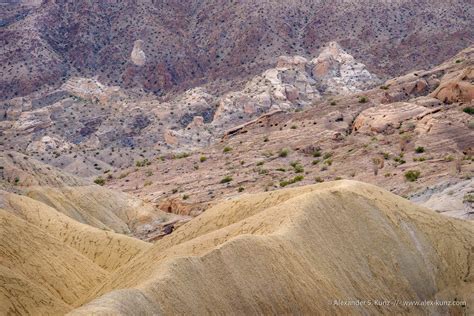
[1,0,472,100]
[2,44,471,222]
[105,45,474,219]
[0,42,380,176]
[3,181,470,315]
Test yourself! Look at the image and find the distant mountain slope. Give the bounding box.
[71,181,474,315]
[1,0,472,99]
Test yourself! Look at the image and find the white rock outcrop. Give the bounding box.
[131,40,146,66]
[310,42,380,94]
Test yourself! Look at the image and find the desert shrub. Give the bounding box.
[263,151,273,158]
[463,194,474,203]
[238,187,245,192]
[280,175,304,187]
[200,156,207,163]
[279,148,289,157]
[463,107,474,115]
[220,175,233,183]
[415,146,425,153]
[94,177,105,186]
[404,170,421,182]
[290,162,304,173]
[223,146,232,153]
[145,170,153,177]
[394,156,406,164]
[323,152,332,160]
[136,159,151,167]
[444,155,454,162]
[118,172,129,179]
[174,152,190,159]
[358,96,368,103]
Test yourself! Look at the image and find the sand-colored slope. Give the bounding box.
[1,151,174,236]
[0,209,106,315]
[25,185,160,234]
[72,180,474,315]
[0,190,150,272]
[0,265,71,315]
[25,185,172,235]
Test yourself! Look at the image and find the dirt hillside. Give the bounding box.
[71,180,474,315]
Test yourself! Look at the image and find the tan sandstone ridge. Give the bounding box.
[0,209,106,315]
[66,180,473,315]
[0,153,161,314]
[0,151,184,239]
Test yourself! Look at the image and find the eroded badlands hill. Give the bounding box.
[0,151,186,240]
[2,180,472,314]
[65,181,473,315]
[0,152,191,313]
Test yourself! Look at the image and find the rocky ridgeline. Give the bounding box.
[0,43,474,191]
[0,42,380,169]
[167,42,379,149]
[106,46,473,220]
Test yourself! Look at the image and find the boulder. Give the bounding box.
[353,102,433,134]
[430,67,474,103]
[130,40,146,66]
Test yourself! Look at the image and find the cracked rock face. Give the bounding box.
[352,102,435,135]
[310,42,380,94]
[411,179,474,220]
[210,42,377,131]
[160,42,378,149]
